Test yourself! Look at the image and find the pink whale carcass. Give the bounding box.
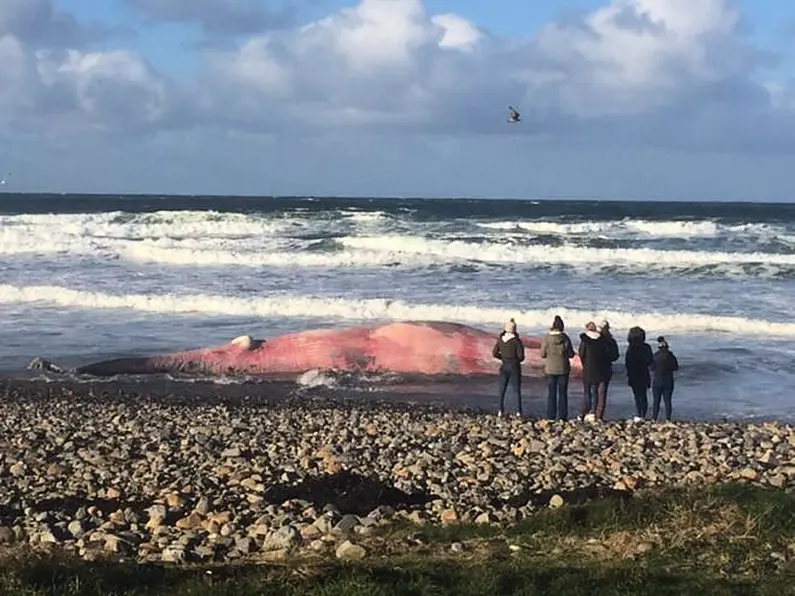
[73,321,583,378]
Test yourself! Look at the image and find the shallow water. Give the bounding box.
[1,194,794,421]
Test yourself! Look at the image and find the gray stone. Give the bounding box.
[335,540,367,561]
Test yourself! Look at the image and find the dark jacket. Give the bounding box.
[578,331,614,384]
[652,347,679,387]
[601,332,620,379]
[492,332,525,367]
[540,330,575,375]
[625,342,654,388]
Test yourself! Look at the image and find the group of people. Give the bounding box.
[491,317,679,422]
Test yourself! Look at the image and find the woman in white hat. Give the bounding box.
[492,318,525,418]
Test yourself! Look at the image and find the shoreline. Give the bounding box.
[1,374,790,425]
[0,378,793,567]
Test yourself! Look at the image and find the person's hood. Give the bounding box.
[583,330,600,340]
[547,331,566,344]
[501,332,516,341]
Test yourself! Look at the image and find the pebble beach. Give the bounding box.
[0,378,792,565]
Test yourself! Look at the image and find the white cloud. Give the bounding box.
[1,0,794,153]
[201,0,503,130]
[197,0,783,142]
[525,0,754,117]
[0,0,171,134]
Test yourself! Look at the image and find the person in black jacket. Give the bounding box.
[651,336,679,421]
[492,318,525,418]
[577,321,605,421]
[598,320,620,413]
[625,326,654,420]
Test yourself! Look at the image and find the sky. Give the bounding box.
[1,0,795,200]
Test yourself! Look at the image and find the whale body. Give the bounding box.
[59,321,583,378]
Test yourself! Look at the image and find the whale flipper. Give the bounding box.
[27,357,67,374]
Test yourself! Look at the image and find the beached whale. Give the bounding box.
[30,321,583,379]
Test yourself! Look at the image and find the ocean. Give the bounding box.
[1,193,793,422]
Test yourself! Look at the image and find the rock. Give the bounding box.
[333,515,361,535]
[165,493,186,509]
[106,487,123,500]
[451,542,464,553]
[46,463,69,477]
[336,540,367,561]
[161,546,187,564]
[440,509,458,524]
[309,539,327,552]
[0,527,15,544]
[549,494,564,509]
[770,475,787,488]
[194,497,210,516]
[261,526,300,551]
[175,512,204,531]
[475,512,491,524]
[146,505,168,530]
[67,521,86,539]
[740,468,758,481]
[235,537,253,555]
[104,535,134,556]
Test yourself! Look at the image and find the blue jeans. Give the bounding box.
[652,383,674,421]
[546,374,569,420]
[498,363,522,415]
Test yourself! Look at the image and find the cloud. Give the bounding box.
[0,0,174,134]
[199,0,512,133]
[127,0,299,34]
[2,0,795,158]
[194,0,793,149]
[0,0,113,47]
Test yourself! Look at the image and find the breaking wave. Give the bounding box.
[1,283,794,337]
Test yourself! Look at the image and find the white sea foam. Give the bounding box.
[120,244,435,268]
[342,235,795,269]
[1,283,794,337]
[477,218,786,239]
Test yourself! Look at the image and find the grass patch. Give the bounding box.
[1,483,794,595]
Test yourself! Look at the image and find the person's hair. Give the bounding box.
[627,326,646,344]
[552,315,564,331]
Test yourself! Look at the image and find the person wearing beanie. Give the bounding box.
[492,318,525,418]
[625,326,654,421]
[578,319,618,422]
[577,321,604,422]
[651,335,679,421]
[540,315,575,421]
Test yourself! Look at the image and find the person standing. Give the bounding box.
[597,320,620,419]
[625,326,654,421]
[492,318,525,418]
[651,336,679,421]
[540,315,575,421]
[577,321,604,422]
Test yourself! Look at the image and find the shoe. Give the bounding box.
[497,411,504,418]
[632,416,643,423]
[584,413,596,423]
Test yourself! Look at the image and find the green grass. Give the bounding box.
[2,483,795,595]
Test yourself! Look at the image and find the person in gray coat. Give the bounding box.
[540,315,576,421]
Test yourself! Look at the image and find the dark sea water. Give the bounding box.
[1,193,794,421]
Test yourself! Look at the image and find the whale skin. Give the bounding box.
[73,321,583,378]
